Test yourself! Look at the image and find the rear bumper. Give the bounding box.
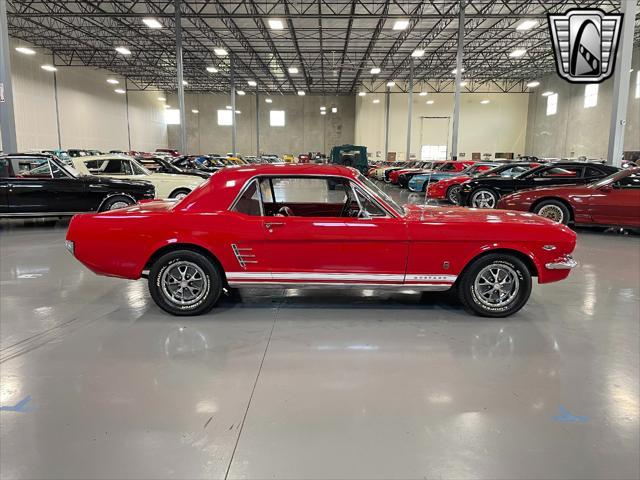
[545,255,578,270]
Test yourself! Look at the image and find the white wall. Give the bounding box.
[525,47,640,160]
[2,39,167,152]
[355,90,529,160]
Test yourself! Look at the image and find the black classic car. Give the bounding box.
[460,162,619,208]
[0,154,155,217]
[137,156,212,179]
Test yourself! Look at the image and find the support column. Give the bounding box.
[255,87,260,156]
[607,0,637,167]
[384,86,390,161]
[125,78,132,151]
[53,66,62,149]
[230,57,237,156]
[405,59,413,162]
[0,0,17,153]
[451,0,465,160]
[174,0,187,154]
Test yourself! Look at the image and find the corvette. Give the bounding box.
[498,168,640,228]
[408,162,496,193]
[66,164,577,318]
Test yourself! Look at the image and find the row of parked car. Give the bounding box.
[368,158,640,229]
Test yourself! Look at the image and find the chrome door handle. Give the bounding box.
[265,221,285,229]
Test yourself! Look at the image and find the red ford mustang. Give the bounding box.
[497,168,640,228]
[66,164,577,318]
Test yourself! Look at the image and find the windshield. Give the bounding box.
[588,171,619,188]
[357,173,405,215]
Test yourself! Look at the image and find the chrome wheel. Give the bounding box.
[473,263,520,309]
[161,261,208,307]
[447,185,461,204]
[471,190,497,208]
[109,201,130,210]
[174,192,188,200]
[537,204,564,223]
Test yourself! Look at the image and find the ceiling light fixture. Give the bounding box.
[358,91,366,96]
[107,78,119,84]
[289,67,299,74]
[526,81,540,88]
[386,81,395,87]
[460,81,468,87]
[142,18,163,29]
[480,99,490,104]
[320,111,327,115]
[541,91,554,96]
[393,19,409,30]
[373,99,380,104]
[320,106,326,110]
[265,98,273,103]
[158,97,166,101]
[426,100,434,105]
[214,47,228,56]
[235,110,241,114]
[516,19,538,31]
[268,19,284,30]
[370,67,381,74]
[226,105,232,109]
[191,109,199,113]
[451,68,465,74]
[15,46,36,55]
[331,107,337,113]
[419,92,427,96]
[182,80,188,86]
[247,80,257,87]
[509,48,527,58]
[411,49,425,57]
[206,66,218,73]
[114,88,126,94]
[298,91,305,96]
[40,64,57,72]
[237,90,246,95]
[115,46,131,55]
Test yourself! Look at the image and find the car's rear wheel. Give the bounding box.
[534,200,570,225]
[457,253,532,317]
[447,185,462,204]
[100,195,134,212]
[469,188,499,208]
[148,249,222,316]
[169,188,191,200]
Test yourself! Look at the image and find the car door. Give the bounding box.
[589,172,640,227]
[260,176,409,285]
[0,158,10,214]
[524,165,584,190]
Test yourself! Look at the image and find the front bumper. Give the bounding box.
[545,255,578,270]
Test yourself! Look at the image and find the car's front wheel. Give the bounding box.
[148,249,222,316]
[469,188,499,208]
[533,199,571,225]
[447,185,462,204]
[169,188,191,200]
[100,195,134,212]
[457,253,532,317]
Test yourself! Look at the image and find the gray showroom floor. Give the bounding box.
[1,185,639,480]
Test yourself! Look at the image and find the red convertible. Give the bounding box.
[497,168,640,228]
[66,164,577,318]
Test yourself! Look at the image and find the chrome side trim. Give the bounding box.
[545,255,578,270]
[227,281,452,291]
[231,244,258,269]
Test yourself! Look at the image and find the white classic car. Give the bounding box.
[72,155,205,199]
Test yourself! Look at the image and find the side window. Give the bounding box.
[231,180,262,216]
[585,167,604,179]
[49,160,68,178]
[268,177,349,204]
[0,158,10,178]
[538,167,580,178]
[353,186,386,217]
[616,173,640,189]
[14,158,53,178]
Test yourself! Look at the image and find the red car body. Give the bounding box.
[66,164,577,317]
[497,168,640,228]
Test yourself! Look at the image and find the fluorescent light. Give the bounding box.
[526,81,540,88]
[298,91,305,96]
[370,67,381,74]
[480,99,490,104]
[320,106,326,110]
[142,18,162,29]
[331,107,337,113]
[206,66,218,73]
[40,64,57,72]
[191,109,199,114]
[247,80,257,87]
[320,111,327,115]
[393,19,409,30]
[411,49,425,57]
[235,110,241,114]
[460,81,468,87]
[541,91,554,96]
[386,81,395,87]
[373,99,380,104]
[158,96,166,101]
[15,47,36,55]
[214,47,228,56]
[114,88,126,94]
[107,78,119,84]
[419,92,427,96]
[426,100,434,105]
[516,19,537,31]
[509,49,527,58]
[182,80,188,86]
[451,67,465,74]
[237,90,245,95]
[115,46,131,55]
[268,19,284,30]
[265,98,273,103]
[358,91,366,96]
[226,105,232,109]
[288,67,299,74]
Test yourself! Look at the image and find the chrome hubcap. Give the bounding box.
[474,263,520,308]
[161,261,208,306]
[471,190,496,208]
[109,201,130,210]
[538,205,564,223]
[175,192,188,199]
[448,186,461,204]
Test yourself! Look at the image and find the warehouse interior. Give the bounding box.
[1,1,639,480]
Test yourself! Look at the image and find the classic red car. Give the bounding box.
[66,164,577,318]
[497,168,640,228]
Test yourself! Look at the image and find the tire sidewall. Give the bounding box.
[169,188,191,199]
[149,250,221,316]
[470,188,498,208]
[447,185,461,204]
[534,200,570,225]
[460,254,532,317]
[101,196,134,212]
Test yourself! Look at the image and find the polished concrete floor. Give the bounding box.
[1,188,639,479]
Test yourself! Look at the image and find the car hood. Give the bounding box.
[403,203,557,227]
[149,172,205,185]
[81,175,154,190]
